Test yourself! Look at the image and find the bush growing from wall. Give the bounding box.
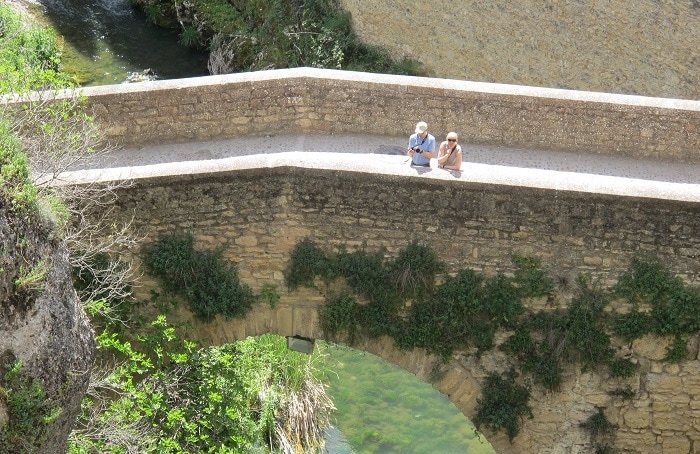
[612,254,700,356]
[143,232,254,321]
[472,370,532,443]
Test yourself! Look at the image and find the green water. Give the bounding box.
[319,343,495,454]
[35,0,209,86]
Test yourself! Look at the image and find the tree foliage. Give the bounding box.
[69,317,334,453]
[130,0,423,75]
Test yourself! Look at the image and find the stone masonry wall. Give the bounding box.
[338,0,700,101]
[104,166,700,453]
[73,68,700,163]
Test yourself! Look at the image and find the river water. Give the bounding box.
[319,342,495,454]
[35,0,209,85]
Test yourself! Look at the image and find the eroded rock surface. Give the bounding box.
[0,203,95,453]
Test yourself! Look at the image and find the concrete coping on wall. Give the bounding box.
[55,132,700,203]
[76,67,700,112]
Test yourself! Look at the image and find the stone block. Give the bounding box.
[623,408,652,429]
[660,435,691,453]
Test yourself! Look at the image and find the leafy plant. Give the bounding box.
[664,334,688,363]
[336,247,392,305]
[143,232,254,321]
[70,317,333,453]
[0,3,72,93]
[612,308,651,342]
[285,238,335,290]
[260,282,281,308]
[319,293,360,343]
[473,370,532,442]
[14,258,51,293]
[400,268,502,358]
[580,407,617,453]
[613,254,700,338]
[0,359,61,453]
[512,254,554,298]
[608,357,637,379]
[388,240,444,302]
[613,254,683,304]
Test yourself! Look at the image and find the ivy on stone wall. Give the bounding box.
[285,238,700,443]
[143,232,254,321]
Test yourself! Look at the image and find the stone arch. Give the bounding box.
[150,288,507,450]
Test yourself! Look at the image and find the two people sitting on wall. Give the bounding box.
[406,121,462,171]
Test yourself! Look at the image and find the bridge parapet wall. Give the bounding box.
[75,68,700,163]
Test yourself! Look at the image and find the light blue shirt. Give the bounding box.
[408,133,436,166]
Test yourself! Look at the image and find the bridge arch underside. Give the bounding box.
[109,166,698,453]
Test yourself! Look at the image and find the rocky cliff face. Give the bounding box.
[339,0,699,100]
[0,201,95,453]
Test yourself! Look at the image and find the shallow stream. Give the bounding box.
[319,342,495,454]
[35,0,208,85]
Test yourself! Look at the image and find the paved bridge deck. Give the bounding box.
[68,134,700,202]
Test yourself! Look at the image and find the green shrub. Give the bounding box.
[336,247,393,305]
[563,279,614,369]
[0,359,61,453]
[613,254,684,303]
[388,240,444,301]
[484,273,525,328]
[400,269,496,358]
[0,3,72,93]
[664,334,688,363]
[71,319,333,453]
[652,288,700,336]
[612,308,652,342]
[512,254,554,298]
[501,275,613,391]
[285,238,335,290]
[319,293,360,342]
[260,282,280,308]
[580,407,617,452]
[614,255,700,338]
[356,296,398,338]
[0,120,38,214]
[581,408,617,436]
[144,232,254,321]
[608,357,637,379]
[473,370,532,442]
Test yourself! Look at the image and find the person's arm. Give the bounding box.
[421,136,436,159]
[407,135,417,156]
[437,142,449,166]
[444,148,463,170]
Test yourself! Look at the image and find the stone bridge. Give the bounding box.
[51,68,700,453]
